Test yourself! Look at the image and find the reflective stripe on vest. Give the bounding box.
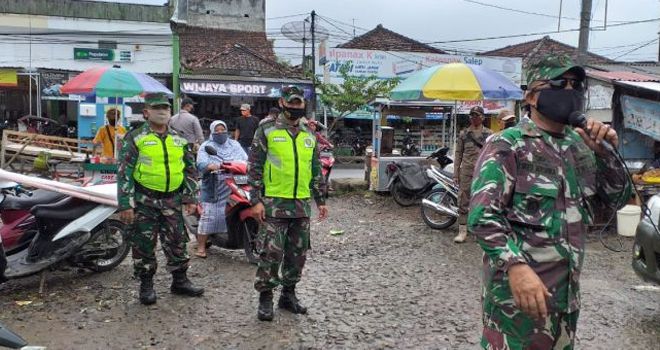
[264,128,316,199]
[133,132,187,192]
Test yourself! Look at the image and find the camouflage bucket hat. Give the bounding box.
[281,85,305,102]
[144,93,171,107]
[526,54,586,85]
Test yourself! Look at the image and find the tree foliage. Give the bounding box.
[316,62,400,131]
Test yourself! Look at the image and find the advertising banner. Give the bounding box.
[316,46,522,85]
[621,95,660,140]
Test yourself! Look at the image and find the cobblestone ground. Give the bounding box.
[1,193,659,349]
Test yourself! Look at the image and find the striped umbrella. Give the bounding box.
[390,63,522,101]
[61,66,172,97]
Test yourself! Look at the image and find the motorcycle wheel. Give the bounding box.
[391,180,418,207]
[86,219,130,272]
[242,218,260,265]
[421,189,457,230]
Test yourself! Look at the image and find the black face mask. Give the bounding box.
[535,89,584,125]
[283,106,306,120]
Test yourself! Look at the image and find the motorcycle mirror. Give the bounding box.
[204,145,218,156]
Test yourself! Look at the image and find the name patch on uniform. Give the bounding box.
[272,137,287,142]
[304,137,314,148]
[142,140,159,146]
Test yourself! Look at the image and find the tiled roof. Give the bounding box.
[481,36,615,66]
[178,25,300,78]
[338,24,447,54]
[587,69,660,82]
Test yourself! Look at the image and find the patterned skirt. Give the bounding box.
[198,184,231,235]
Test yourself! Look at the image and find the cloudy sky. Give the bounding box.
[89,0,659,62]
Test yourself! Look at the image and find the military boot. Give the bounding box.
[257,291,274,321]
[278,285,307,314]
[170,270,204,297]
[454,225,468,243]
[139,275,157,305]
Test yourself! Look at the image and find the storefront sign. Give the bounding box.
[587,83,614,110]
[456,100,515,114]
[316,45,523,84]
[74,48,133,62]
[622,95,660,140]
[0,69,17,87]
[181,79,313,98]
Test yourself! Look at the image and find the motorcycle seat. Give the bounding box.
[0,189,66,210]
[31,197,96,220]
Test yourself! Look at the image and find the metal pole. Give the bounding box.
[557,0,563,31]
[311,10,317,117]
[577,0,593,65]
[172,32,181,112]
[302,21,306,73]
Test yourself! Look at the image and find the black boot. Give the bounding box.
[170,270,204,297]
[139,275,157,305]
[278,285,307,314]
[257,291,274,321]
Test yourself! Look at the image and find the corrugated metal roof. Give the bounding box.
[587,69,660,82]
[616,81,660,93]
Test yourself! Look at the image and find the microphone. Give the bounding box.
[568,111,615,153]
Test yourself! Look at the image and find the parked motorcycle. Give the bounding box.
[420,165,459,230]
[386,147,453,207]
[203,145,259,264]
[401,129,421,157]
[0,322,27,349]
[0,181,129,282]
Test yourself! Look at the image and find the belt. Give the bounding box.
[135,183,181,199]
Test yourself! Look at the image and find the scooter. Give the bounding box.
[0,181,129,282]
[0,322,27,349]
[203,145,259,264]
[386,147,453,207]
[420,164,459,230]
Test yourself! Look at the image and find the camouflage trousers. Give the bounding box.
[130,192,190,277]
[254,217,310,292]
[458,171,474,225]
[481,303,579,350]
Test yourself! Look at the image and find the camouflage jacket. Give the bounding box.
[468,118,630,313]
[117,123,199,211]
[247,114,325,218]
[455,125,492,178]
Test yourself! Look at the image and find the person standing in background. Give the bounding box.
[453,106,492,243]
[92,108,126,163]
[170,97,205,151]
[234,104,260,154]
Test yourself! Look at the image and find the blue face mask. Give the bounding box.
[212,132,228,145]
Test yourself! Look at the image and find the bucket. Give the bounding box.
[617,205,642,237]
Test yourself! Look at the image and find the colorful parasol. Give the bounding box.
[390,63,522,101]
[60,66,172,97]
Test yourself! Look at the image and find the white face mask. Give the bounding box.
[147,109,170,125]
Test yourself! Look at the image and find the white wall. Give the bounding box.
[0,13,172,73]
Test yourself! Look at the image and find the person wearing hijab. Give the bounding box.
[195,120,247,258]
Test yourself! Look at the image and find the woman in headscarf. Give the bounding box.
[195,120,247,258]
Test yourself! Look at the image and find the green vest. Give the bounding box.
[264,128,316,199]
[133,131,187,193]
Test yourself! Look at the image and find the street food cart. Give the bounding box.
[367,98,454,191]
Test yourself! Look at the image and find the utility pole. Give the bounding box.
[302,20,307,73]
[577,0,593,65]
[311,10,317,116]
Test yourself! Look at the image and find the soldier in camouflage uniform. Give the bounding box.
[248,85,328,321]
[468,55,631,349]
[118,93,204,305]
[454,106,493,243]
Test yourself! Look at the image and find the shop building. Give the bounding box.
[172,0,311,131]
[0,0,173,129]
